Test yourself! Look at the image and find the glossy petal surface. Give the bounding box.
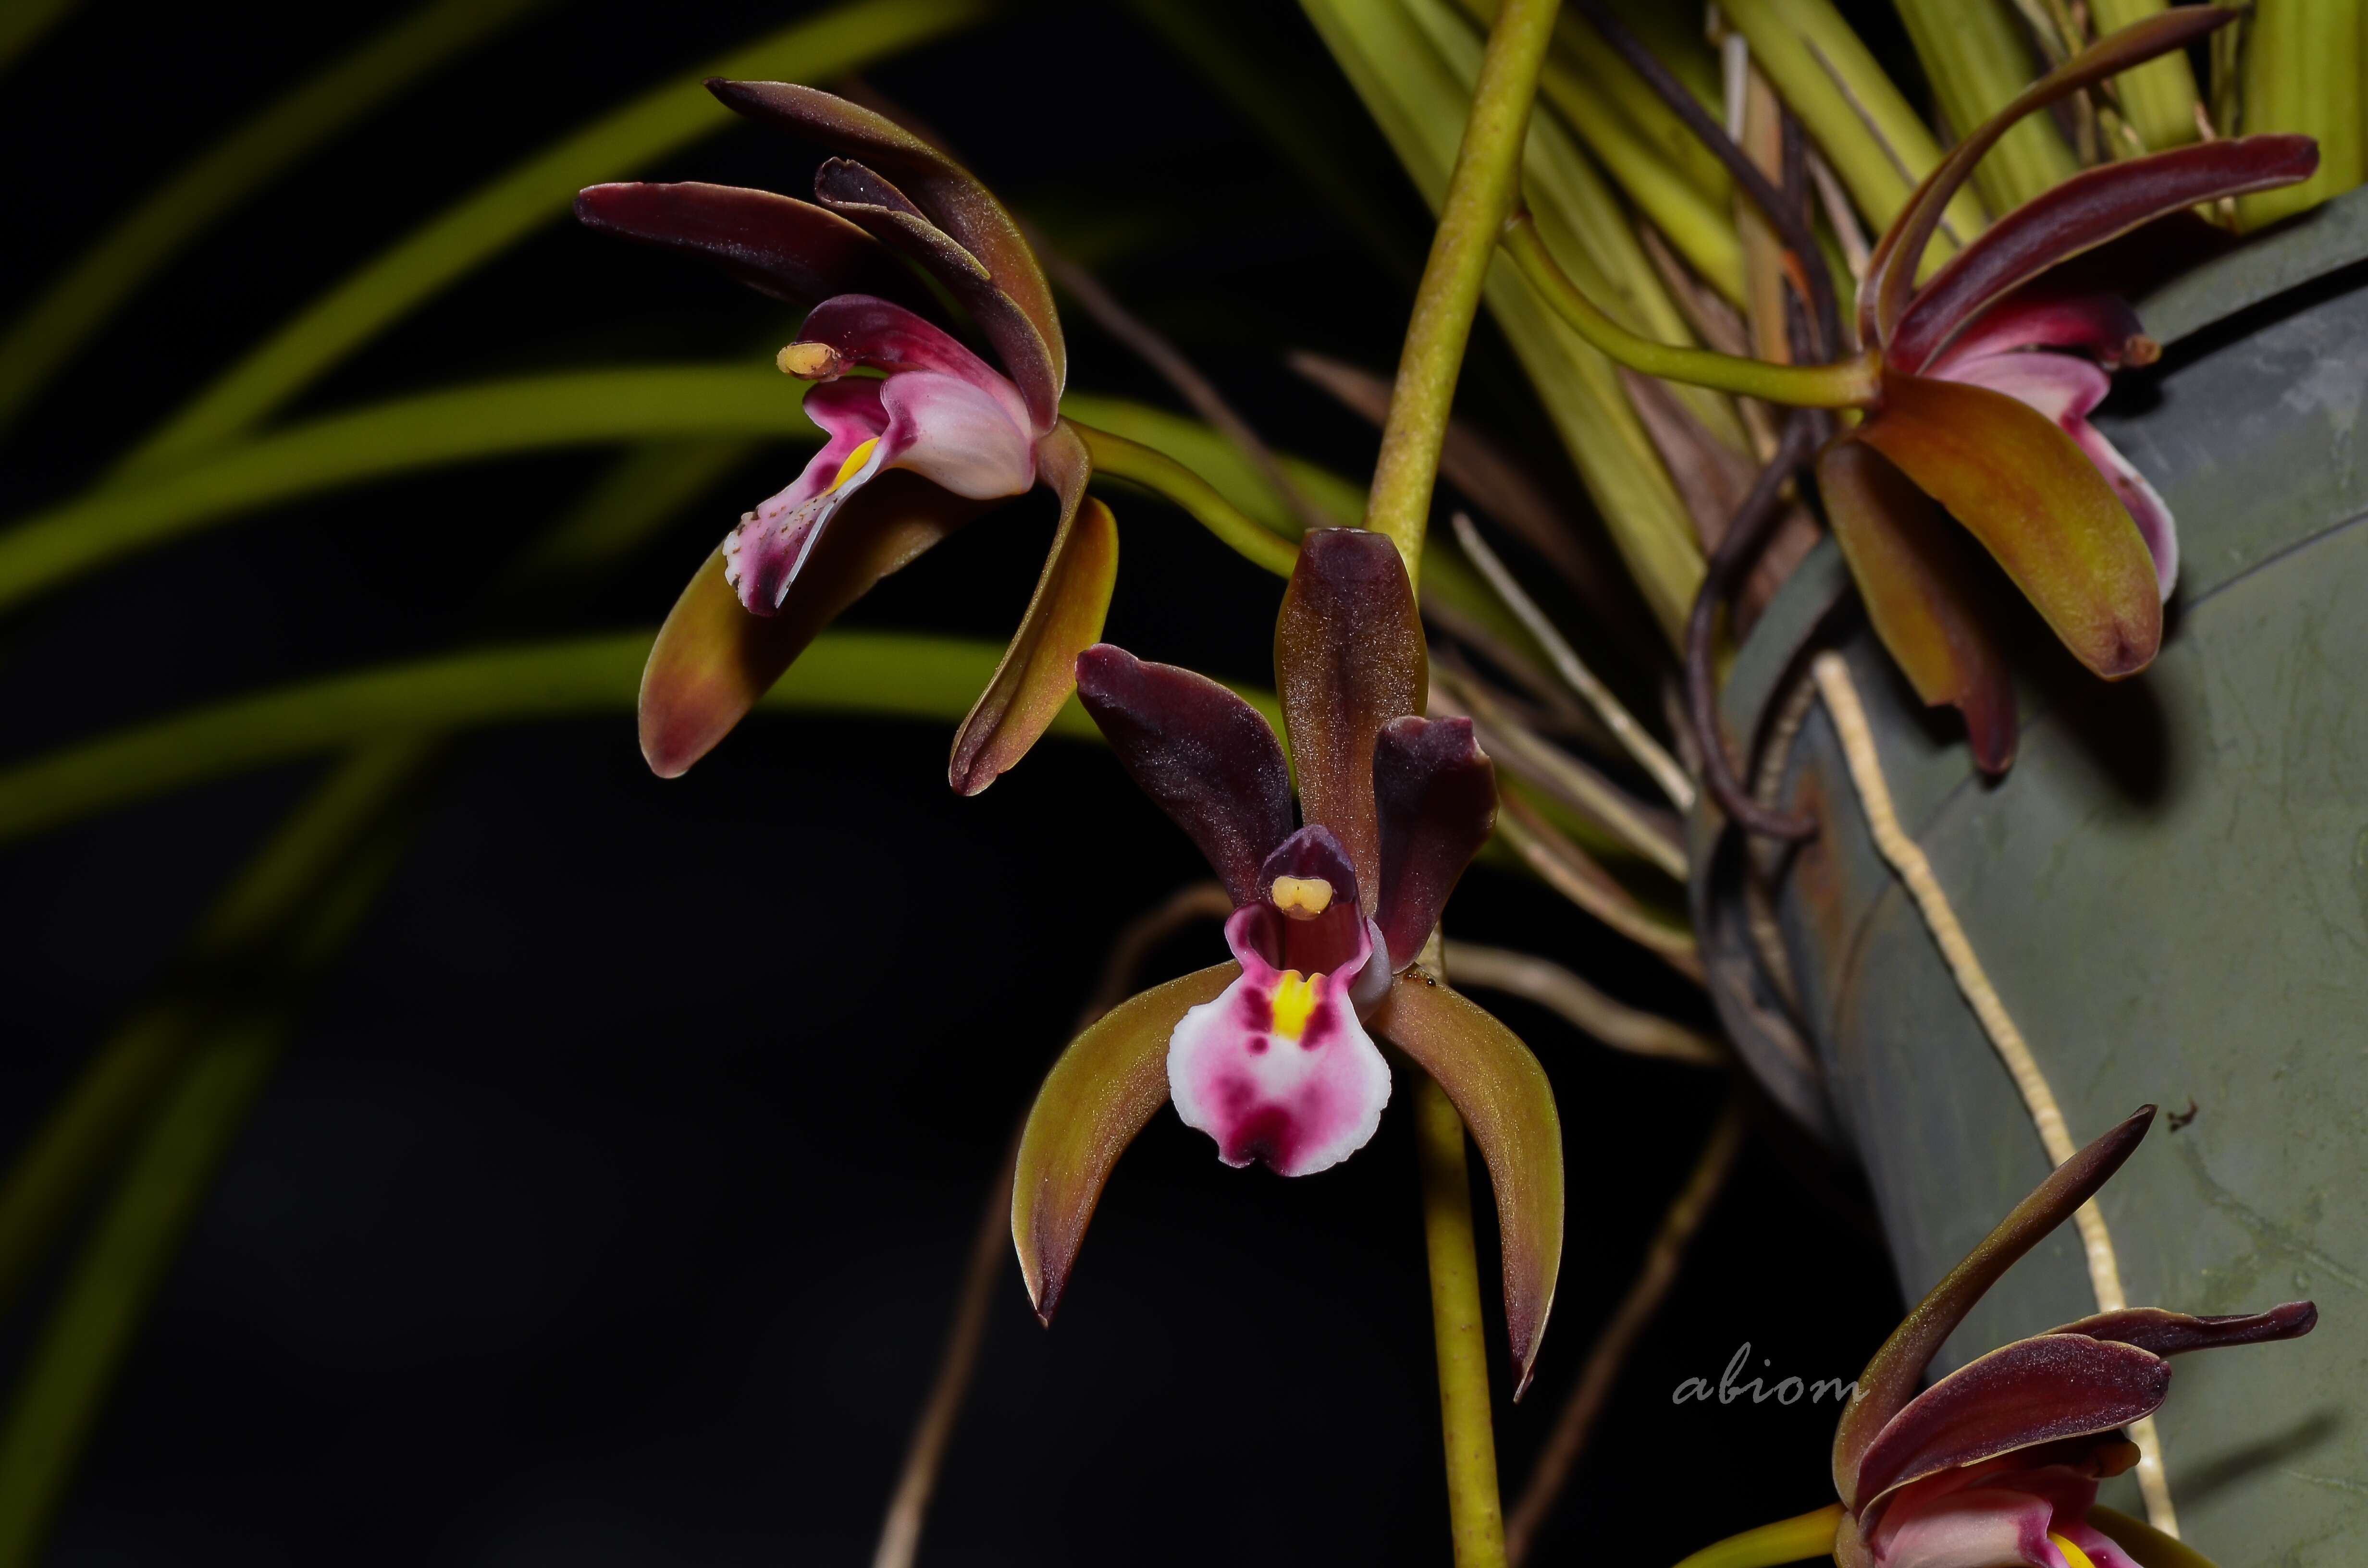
[573,181,926,308]
[1870,1463,2140,1568]
[790,294,1035,436]
[708,80,1063,426]
[1370,975,1563,1394]
[1936,350,2176,599]
[1819,439,2017,772]
[1856,373,2161,678]
[1168,906,1390,1176]
[639,471,985,777]
[1074,645,1293,906]
[949,423,1113,795]
[1012,964,1237,1322]
[1370,716,1496,970]
[1888,136,2320,372]
[1856,1335,2170,1508]
[1835,1107,2153,1505]
[1863,9,2235,344]
[1275,529,1427,902]
[1930,287,2151,371]
[2050,1301,2318,1357]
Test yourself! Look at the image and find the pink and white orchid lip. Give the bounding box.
[1167,899,1391,1177]
[724,349,1037,614]
[1866,1457,2138,1568]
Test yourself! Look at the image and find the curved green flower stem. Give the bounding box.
[0,826,416,1567]
[1065,419,1300,576]
[1666,1503,1845,1568]
[1363,0,1562,578]
[1415,1063,1508,1568]
[1502,213,1879,407]
[114,0,989,476]
[0,0,552,433]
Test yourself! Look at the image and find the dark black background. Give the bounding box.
[1,3,1905,1562]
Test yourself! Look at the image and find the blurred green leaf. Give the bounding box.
[0,0,555,433]
[0,0,78,75]
[1891,0,2078,214]
[117,0,992,475]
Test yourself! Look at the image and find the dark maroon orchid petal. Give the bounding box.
[1370,716,1496,971]
[2053,1301,2319,1358]
[1833,1106,2154,1507]
[1862,8,2237,347]
[1275,529,1427,904]
[1817,438,2016,773]
[1889,136,2320,371]
[572,181,930,310]
[810,159,1060,432]
[639,471,988,778]
[1855,372,2161,679]
[1928,285,2151,372]
[1854,1335,2171,1514]
[1074,646,1293,908]
[950,422,1115,795]
[1370,975,1563,1397]
[1255,825,1372,980]
[1012,964,1238,1323]
[707,80,1064,427]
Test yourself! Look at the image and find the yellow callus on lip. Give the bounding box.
[2047,1533,2097,1568]
[1270,875,1332,918]
[826,438,880,492]
[1269,970,1320,1041]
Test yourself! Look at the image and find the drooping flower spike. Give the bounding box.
[1011,529,1566,1392]
[1505,11,2318,776]
[1807,1106,2316,1568]
[577,83,1112,793]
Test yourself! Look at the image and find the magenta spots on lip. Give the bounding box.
[1216,1102,1305,1171]
[1299,1003,1338,1050]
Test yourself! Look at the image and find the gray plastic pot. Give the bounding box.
[1694,190,2368,1563]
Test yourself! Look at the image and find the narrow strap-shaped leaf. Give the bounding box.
[1833,1105,2154,1506]
[572,180,935,309]
[1889,136,2321,372]
[1863,7,2235,347]
[1854,1334,2170,1512]
[1371,973,1563,1395]
[1853,372,2160,680]
[2050,1301,2317,1358]
[1011,964,1239,1322]
[641,470,986,776]
[1816,438,2015,773]
[1074,645,1293,908]
[1370,716,1496,971]
[118,0,991,472]
[707,78,1063,425]
[1275,528,1427,902]
[948,423,1116,794]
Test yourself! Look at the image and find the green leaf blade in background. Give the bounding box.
[114,0,993,477]
[0,0,555,433]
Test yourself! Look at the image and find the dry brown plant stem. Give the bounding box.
[1502,1099,1749,1564]
[869,882,1232,1568]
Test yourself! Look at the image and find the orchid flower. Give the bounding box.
[1505,11,2317,775]
[1784,1106,2316,1568]
[1010,529,1566,1392]
[576,82,1112,793]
